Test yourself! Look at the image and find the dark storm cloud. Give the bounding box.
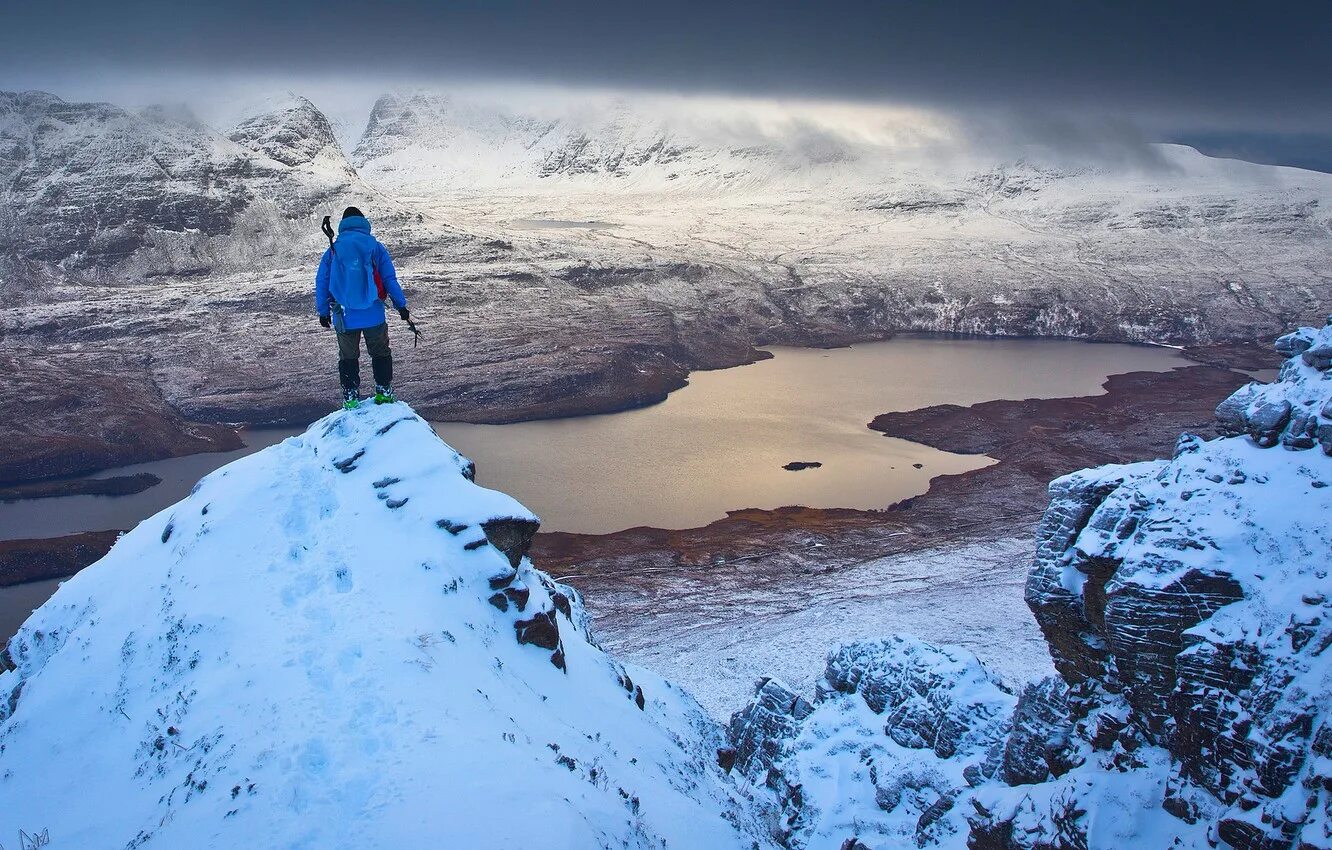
[4,0,1331,160]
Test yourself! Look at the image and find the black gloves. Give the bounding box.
[319,314,331,329]
[398,307,411,321]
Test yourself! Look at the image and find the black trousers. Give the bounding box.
[336,322,392,392]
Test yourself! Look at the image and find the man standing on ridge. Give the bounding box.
[315,206,411,410]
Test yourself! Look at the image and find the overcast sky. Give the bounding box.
[5,0,1330,169]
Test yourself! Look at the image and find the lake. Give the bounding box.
[0,336,1189,636]
[0,336,1188,541]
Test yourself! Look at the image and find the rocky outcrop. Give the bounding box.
[999,678,1077,786]
[0,90,363,274]
[728,678,814,784]
[1216,326,1332,454]
[729,636,1017,849]
[1004,322,1332,849]
[735,324,1332,849]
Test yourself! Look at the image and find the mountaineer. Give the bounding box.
[315,207,411,409]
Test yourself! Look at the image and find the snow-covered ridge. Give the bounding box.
[0,403,772,848]
[345,88,1332,344]
[0,89,374,275]
[4,87,1330,352]
[227,93,355,177]
[729,324,1332,849]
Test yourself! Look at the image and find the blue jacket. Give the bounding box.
[314,216,407,331]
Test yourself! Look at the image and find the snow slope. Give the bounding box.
[0,404,773,849]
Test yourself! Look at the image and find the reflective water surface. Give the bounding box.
[0,336,1188,540]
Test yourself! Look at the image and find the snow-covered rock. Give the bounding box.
[729,636,1017,850]
[1012,320,1332,849]
[734,324,1332,849]
[227,94,355,176]
[0,403,773,849]
[0,90,372,278]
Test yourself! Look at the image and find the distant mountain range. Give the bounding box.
[1,88,1330,442]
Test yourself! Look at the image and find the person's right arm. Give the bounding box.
[375,242,408,311]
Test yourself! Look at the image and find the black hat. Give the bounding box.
[342,206,364,220]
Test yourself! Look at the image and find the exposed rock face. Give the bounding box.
[735,325,1332,849]
[728,678,813,783]
[729,636,1016,849]
[481,516,542,569]
[0,90,364,276]
[999,678,1076,786]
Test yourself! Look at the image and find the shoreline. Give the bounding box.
[0,332,1274,491]
[532,363,1251,580]
[0,342,1261,595]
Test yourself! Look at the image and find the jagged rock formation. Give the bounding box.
[0,90,369,278]
[728,636,1017,849]
[1010,320,1332,849]
[0,403,773,848]
[227,94,355,176]
[733,324,1332,849]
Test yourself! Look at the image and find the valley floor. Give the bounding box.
[583,534,1049,719]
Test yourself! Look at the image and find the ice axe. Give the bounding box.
[402,311,423,348]
[321,215,336,250]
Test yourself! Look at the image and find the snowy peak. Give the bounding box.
[352,91,774,192]
[353,91,541,163]
[227,94,353,175]
[0,403,770,848]
[0,89,367,273]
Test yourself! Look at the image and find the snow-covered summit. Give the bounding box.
[0,89,366,274]
[0,403,772,849]
[227,94,355,177]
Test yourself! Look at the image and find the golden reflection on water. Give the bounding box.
[434,336,1187,534]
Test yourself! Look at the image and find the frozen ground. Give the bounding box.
[581,535,1053,720]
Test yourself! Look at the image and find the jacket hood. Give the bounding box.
[338,215,371,235]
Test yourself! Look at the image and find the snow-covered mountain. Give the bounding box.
[0,403,772,848]
[4,324,1330,846]
[3,86,1331,455]
[728,324,1332,849]
[227,94,355,176]
[351,90,1332,344]
[0,90,394,281]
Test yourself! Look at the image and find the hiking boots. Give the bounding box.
[343,388,361,411]
[373,385,396,405]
